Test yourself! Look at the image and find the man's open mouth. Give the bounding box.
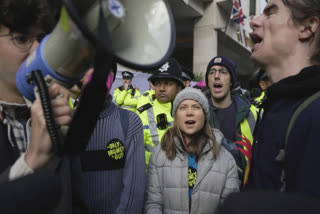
[250,33,263,44]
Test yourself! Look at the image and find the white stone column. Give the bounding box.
[193,1,218,80]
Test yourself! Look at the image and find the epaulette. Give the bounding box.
[137,103,152,113]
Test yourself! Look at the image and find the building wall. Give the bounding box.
[190,0,264,87]
[112,0,267,89]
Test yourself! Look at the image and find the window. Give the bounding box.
[250,0,256,16]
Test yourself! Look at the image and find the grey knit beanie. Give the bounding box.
[172,87,210,120]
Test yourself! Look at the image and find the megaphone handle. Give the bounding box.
[31,69,64,156]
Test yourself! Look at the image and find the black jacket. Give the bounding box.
[248,65,320,197]
[0,122,88,213]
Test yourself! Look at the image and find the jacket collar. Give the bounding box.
[99,96,117,118]
[173,129,223,191]
[207,94,250,127]
[265,65,320,106]
[173,131,220,159]
[0,101,30,121]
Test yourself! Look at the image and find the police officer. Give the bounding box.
[136,58,185,166]
[113,71,140,112]
[254,69,271,106]
[181,66,194,87]
[136,77,155,114]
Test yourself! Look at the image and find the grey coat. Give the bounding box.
[144,129,239,214]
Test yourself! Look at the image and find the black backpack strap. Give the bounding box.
[81,108,129,172]
[275,90,320,191]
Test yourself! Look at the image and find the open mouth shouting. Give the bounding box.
[212,82,223,93]
[250,33,263,52]
[185,120,196,128]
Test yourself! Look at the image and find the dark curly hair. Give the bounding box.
[282,0,320,63]
[0,0,59,35]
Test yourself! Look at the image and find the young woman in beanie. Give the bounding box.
[144,87,239,214]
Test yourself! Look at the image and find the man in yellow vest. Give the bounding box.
[136,78,155,112]
[136,58,185,166]
[253,69,271,106]
[113,71,140,112]
[205,56,258,189]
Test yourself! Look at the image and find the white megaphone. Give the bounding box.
[16,0,175,102]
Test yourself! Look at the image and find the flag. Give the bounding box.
[231,0,247,47]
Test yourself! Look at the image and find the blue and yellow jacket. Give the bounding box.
[207,93,258,189]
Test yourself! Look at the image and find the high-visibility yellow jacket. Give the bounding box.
[69,97,78,109]
[253,91,266,107]
[208,94,258,189]
[136,91,173,166]
[136,90,155,108]
[113,85,140,112]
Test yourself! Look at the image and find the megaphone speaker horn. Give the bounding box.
[17,0,176,102]
[60,0,176,70]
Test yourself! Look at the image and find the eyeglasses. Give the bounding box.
[0,32,44,51]
[209,67,229,75]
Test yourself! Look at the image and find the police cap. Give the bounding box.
[181,66,194,81]
[149,58,185,88]
[122,71,134,79]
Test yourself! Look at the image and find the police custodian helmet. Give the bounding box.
[149,58,185,88]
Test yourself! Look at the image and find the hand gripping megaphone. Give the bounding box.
[16,0,176,103]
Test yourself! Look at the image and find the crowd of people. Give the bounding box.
[1,0,320,213]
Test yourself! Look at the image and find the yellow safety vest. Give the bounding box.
[254,91,265,106]
[68,98,78,109]
[113,87,140,113]
[136,92,173,166]
[237,104,258,187]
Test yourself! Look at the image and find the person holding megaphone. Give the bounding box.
[0,1,88,213]
[0,0,177,213]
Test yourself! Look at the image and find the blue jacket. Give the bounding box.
[249,65,320,197]
[82,97,146,214]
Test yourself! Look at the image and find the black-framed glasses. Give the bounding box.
[0,32,44,51]
[209,67,229,75]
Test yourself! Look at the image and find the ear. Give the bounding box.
[299,16,320,40]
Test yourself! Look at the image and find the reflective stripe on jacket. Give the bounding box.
[136,92,173,166]
[208,94,258,188]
